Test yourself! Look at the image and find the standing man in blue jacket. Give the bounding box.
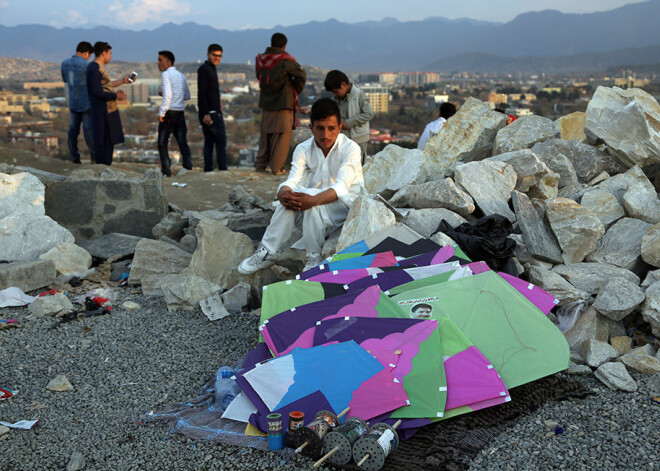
[197,43,227,172]
[61,41,95,164]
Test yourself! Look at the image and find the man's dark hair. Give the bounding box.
[76,41,93,54]
[93,41,112,57]
[411,303,432,312]
[310,98,341,124]
[439,102,457,120]
[324,70,350,92]
[207,43,223,54]
[271,32,287,48]
[159,50,175,65]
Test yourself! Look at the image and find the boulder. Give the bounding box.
[39,242,92,275]
[44,168,167,240]
[389,178,475,217]
[586,218,651,273]
[584,339,620,368]
[526,171,559,200]
[631,345,656,356]
[554,111,586,141]
[622,183,660,224]
[596,166,654,206]
[152,212,188,241]
[511,191,563,264]
[642,280,660,337]
[584,86,660,168]
[336,196,396,252]
[641,223,660,267]
[160,270,221,312]
[563,306,609,354]
[227,185,271,212]
[422,97,507,179]
[0,172,45,219]
[493,115,559,155]
[363,145,426,195]
[0,214,75,262]
[552,262,640,296]
[188,219,282,297]
[610,336,633,355]
[77,233,142,261]
[401,208,466,238]
[594,362,637,392]
[567,363,592,375]
[530,140,579,188]
[454,161,517,222]
[545,197,604,264]
[0,259,56,292]
[221,282,252,313]
[28,293,73,317]
[642,270,660,289]
[527,266,588,305]
[592,278,645,321]
[128,239,192,296]
[618,353,660,375]
[487,149,549,192]
[579,189,625,228]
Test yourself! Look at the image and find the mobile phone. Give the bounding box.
[128,71,138,83]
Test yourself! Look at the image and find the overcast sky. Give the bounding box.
[0,0,649,29]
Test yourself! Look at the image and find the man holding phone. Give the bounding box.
[197,43,227,172]
[157,50,192,177]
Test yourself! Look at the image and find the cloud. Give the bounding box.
[113,0,191,25]
[0,1,9,8]
[68,10,88,25]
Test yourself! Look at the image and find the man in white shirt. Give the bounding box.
[157,50,192,177]
[417,102,457,149]
[238,98,364,275]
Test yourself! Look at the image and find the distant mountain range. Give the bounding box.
[1,0,660,72]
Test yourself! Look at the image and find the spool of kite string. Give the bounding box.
[315,417,369,467]
[292,407,349,458]
[266,413,284,450]
[284,411,305,447]
[352,420,402,471]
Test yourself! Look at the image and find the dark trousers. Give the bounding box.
[67,110,95,162]
[94,145,113,166]
[200,113,227,172]
[158,111,192,174]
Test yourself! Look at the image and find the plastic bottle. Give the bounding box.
[214,366,241,411]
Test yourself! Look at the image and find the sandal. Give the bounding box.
[272,169,288,176]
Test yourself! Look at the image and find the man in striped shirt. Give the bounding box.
[157,50,192,177]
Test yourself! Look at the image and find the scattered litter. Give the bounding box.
[0,287,36,307]
[554,426,564,435]
[51,297,112,328]
[0,387,17,400]
[0,419,39,430]
[38,289,67,297]
[171,182,187,188]
[121,301,141,310]
[0,319,21,330]
[200,293,230,321]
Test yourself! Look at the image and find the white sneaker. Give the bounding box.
[303,252,323,273]
[237,246,275,275]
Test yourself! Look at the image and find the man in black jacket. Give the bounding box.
[197,43,226,172]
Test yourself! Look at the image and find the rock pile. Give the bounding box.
[355,85,660,391]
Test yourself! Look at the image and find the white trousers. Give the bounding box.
[261,188,349,255]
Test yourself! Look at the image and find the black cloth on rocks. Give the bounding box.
[363,237,441,258]
[435,215,518,275]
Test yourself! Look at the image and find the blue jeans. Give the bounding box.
[200,113,227,171]
[158,111,192,173]
[67,110,95,162]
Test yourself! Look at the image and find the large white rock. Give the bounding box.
[28,293,74,317]
[401,208,466,238]
[584,339,620,368]
[641,223,660,268]
[586,217,651,272]
[545,197,604,265]
[454,160,517,222]
[363,145,426,195]
[622,183,660,224]
[642,280,660,337]
[584,86,660,168]
[39,242,92,275]
[530,140,579,189]
[422,97,507,179]
[527,266,589,305]
[594,362,637,392]
[596,166,655,206]
[389,178,475,216]
[487,149,549,192]
[563,306,609,354]
[554,111,586,141]
[336,196,396,252]
[552,262,640,296]
[0,172,45,219]
[579,189,625,228]
[128,239,192,296]
[493,115,559,155]
[592,278,646,321]
[0,215,75,262]
[618,353,660,375]
[160,270,221,312]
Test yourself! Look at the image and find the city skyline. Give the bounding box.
[0,0,651,30]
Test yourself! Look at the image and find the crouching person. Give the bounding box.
[238,98,363,275]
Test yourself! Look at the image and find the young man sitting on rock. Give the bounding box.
[238,98,364,275]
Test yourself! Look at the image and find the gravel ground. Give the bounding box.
[2,290,659,470]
